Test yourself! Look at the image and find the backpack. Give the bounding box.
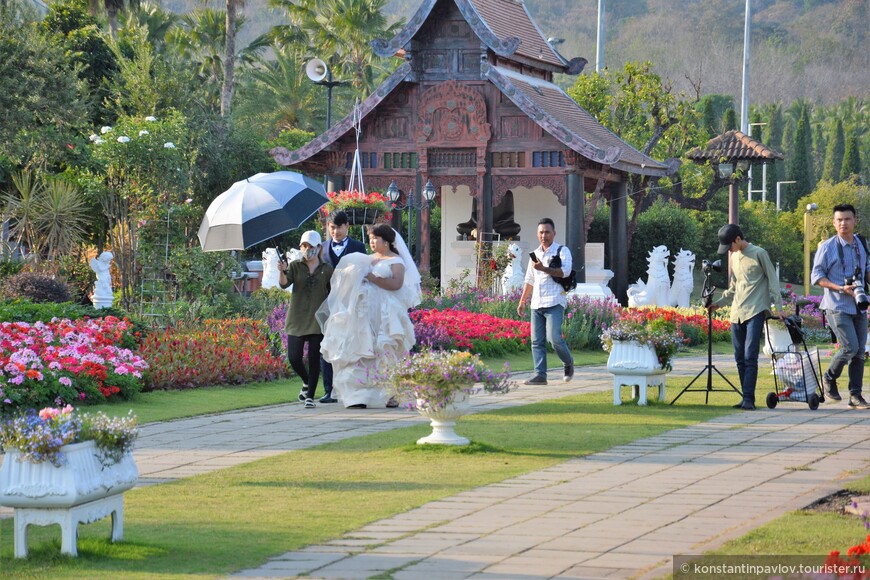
[548,245,577,292]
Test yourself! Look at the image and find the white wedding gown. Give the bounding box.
[319,252,417,408]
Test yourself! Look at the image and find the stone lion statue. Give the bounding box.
[501,242,525,294]
[627,245,671,308]
[668,249,695,308]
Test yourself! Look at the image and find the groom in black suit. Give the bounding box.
[319,210,367,403]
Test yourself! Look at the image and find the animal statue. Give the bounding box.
[626,245,671,308]
[501,242,525,294]
[668,249,695,308]
[261,248,282,289]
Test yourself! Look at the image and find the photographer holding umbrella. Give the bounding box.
[279,230,333,409]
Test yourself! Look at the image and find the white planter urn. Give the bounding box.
[416,391,471,446]
[0,440,138,557]
[606,340,668,405]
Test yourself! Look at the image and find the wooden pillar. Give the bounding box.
[728,179,739,226]
[483,169,493,240]
[609,180,628,305]
[566,172,585,283]
[326,174,343,195]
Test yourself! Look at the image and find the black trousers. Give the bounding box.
[287,334,323,399]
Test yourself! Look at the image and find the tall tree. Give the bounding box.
[221,0,239,117]
[787,110,813,207]
[841,129,861,180]
[822,118,845,183]
[763,103,785,198]
[722,107,736,132]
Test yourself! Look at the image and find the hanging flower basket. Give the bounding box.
[321,190,392,224]
[346,207,381,225]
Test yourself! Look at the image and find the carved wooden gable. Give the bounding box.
[415,80,491,148]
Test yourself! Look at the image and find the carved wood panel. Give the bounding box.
[416,80,491,147]
[375,116,410,140]
[493,175,567,206]
[498,116,535,139]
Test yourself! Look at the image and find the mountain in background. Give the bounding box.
[183,0,867,106]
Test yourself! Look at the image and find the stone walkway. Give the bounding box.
[3,355,869,579]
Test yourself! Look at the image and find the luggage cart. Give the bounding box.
[764,315,824,410]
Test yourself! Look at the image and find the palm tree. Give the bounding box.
[270,0,404,97]
[236,47,323,134]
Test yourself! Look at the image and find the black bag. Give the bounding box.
[549,245,577,292]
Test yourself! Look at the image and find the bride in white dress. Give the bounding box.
[319,224,422,408]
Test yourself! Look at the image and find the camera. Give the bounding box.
[702,259,722,274]
[845,269,869,311]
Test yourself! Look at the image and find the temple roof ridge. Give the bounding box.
[371,0,569,71]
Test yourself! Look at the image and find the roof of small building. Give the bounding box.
[687,130,785,162]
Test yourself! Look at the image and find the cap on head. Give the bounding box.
[717,224,743,255]
[300,230,322,247]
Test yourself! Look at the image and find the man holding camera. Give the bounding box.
[709,224,783,410]
[811,204,870,409]
[517,218,574,385]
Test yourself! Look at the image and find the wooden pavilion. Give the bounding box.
[270,0,676,300]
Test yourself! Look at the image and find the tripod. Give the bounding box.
[670,271,741,404]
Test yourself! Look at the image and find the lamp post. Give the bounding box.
[386,179,437,264]
[305,58,349,131]
[776,180,796,211]
[804,203,818,297]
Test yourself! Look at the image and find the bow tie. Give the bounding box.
[332,240,346,247]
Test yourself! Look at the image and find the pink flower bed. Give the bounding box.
[0,317,147,413]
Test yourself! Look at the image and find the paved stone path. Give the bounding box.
[3,354,869,579]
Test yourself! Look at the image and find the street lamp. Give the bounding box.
[804,203,818,297]
[305,58,349,130]
[776,180,796,211]
[386,179,437,262]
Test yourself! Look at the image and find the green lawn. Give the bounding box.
[0,389,739,578]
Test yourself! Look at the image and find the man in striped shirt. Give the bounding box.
[811,204,870,409]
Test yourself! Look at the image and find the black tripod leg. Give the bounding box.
[669,366,709,405]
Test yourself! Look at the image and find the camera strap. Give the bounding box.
[835,236,863,279]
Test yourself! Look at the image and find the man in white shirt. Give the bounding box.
[517,218,575,385]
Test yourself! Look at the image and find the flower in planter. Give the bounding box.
[0,406,138,467]
[601,314,685,371]
[321,190,392,221]
[385,349,514,411]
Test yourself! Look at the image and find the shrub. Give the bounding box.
[0,260,24,280]
[629,199,700,283]
[138,318,288,390]
[0,272,72,303]
[563,295,621,349]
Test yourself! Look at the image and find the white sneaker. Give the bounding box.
[298,391,306,402]
[304,398,316,409]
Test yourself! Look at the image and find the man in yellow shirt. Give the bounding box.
[709,224,783,410]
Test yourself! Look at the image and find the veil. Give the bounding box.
[392,228,422,308]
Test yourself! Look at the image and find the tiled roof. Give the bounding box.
[467,0,564,67]
[486,66,672,176]
[687,130,785,162]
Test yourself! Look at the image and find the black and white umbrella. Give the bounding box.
[198,171,328,251]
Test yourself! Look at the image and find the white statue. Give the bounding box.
[501,242,525,294]
[89,251,114,309]
[627,245,671,308]
[669,249,695,307]
[261,248,281,289]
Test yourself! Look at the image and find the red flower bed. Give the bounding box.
[410,308,529,356]
[139,319,288,390]
[623,307,731,345]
